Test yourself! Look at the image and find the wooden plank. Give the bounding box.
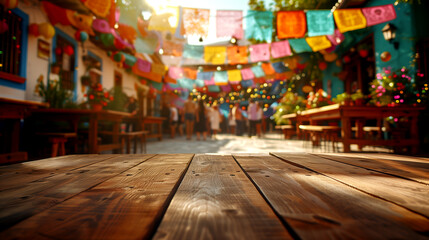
[0,154,113,191]
[314,153,429,185]
[272,152,429,219]
[0,152,27,165]
[153,154,292,240]
[0,154,154,231]
[234,153,429,239]
[0,154,193,240]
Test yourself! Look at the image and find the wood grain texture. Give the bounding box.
[314,153,429,185]
[272,152,429,219]
[0,154,113,191]
[0,154,193,240]
[0,154,154,231]
[153,154,292,240]
[234,154,429,239]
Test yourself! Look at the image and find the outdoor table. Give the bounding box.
[299,104,425,153]
[29,109,132,154]
[0,97,48,163]
[0,153,428,239]
[143,116,166,141]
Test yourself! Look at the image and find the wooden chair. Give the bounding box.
[120,131,149,154]
[275,125,295,139]
[36,132,77,157]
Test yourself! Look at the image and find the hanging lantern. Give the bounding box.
[74,30,88,42]
[113,52,125,62]
[0,20,8,34]
[100,33,114,47]
[359,49,369,58]
[318,61,328,70]
[38,22,55,39]
[55,47,62,55]
[63,45,74,56]
[28,23,39,36]
[380,51,391,62]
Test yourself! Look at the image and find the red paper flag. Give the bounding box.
[277,11,307,39]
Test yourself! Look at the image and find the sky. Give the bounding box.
[145,0,252,11]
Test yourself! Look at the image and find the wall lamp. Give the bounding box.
[382,23,399,49]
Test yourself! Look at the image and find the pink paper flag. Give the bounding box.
[135,58,151,72]
[204,76,216,86]
[168,66,184,79]
[271,40,291,59]
[249,43,270,63]
[241,68,255,80]
[327,29,345,46]
[216,10,244,39]
[362,4,396,26]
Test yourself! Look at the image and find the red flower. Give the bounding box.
[89,95,94,100]
[110,96,114,101]
[104,92,109,98]
[102,101,107,106]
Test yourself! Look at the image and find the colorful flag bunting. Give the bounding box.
[271,61,290,73]
[164,74,177,84]
[149,80,163,90]
[134,58,151,72]
[214,71,229,86]
[362,4,396,26]
[227,70,242,82]
[195,79,205,87]
[251,65,265,78]
[306,36,332,52]
[183,44,204,59]
[245,10,273,42]
[168,66,184,79]
[204,46,227,65]
[220,84,232,92]
[181,8,210,37]
[277,11,307,39]
[208,85,220,92]
[178,78,194,90]
[148,6,179,34]
[162,40,183,56]
[241,68,255,80]
[205,77,216,86]
[306,10,334,37]
[151,63,167,76]
[197,71,213,80]
[183,67,197,79]
[289,38,313,53]
[227,46,248,65]
[250,43,270,63]
[270,40,292,59]
[241,79,254,88]
[333,9,367,33]
[216,10,244,39]
[261,63,275,75]
[326,29,345,46]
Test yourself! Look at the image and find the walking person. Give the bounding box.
[184,95,196,140]
[247,99,259,137]
[255,102,263,138]
[228,108,236,135]
[169,104,179,138]
[209,105,222,140]
[233,103,244,136]
[195,100,208,141]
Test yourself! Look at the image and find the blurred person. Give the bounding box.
[228,108,236,134]
[247,99,259,137]
[233,103,244,136]
[209,105,222,140]
[184,95,196,140]
[125,96,138,132]
[177,108,185,136]
[195,100,208,140]
[169,104,179,138]
[160,102,170,135]
[255,102,263,138]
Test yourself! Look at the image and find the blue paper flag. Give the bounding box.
[289,39,313,53]
[245,10,273,42]
[178,78,195,90]
[306,10,335,37]
[197,71,213,80]
[272,61,290,73]
[183,44,204,59]
[241,79,254,88]
[269,80,281,95]
[214,71,228,85]
[149,80,163,91]
[208,85,220,92]
[195,79,205,87]
[251,65,265,78]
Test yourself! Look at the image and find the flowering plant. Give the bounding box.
[273,92,306,125]
[85,83,113,107]
[369,67,421,106]
[35,74,73,108]
[306,89,332,109]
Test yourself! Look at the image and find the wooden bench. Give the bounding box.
[275,125,295,139]
[36,132,77,157]
[299,125,341,151]
[120,131,149,154]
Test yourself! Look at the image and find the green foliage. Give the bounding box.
[106,86,128,112]
[333,92,351,104]
[35,75,73,109]
[273,92,306,125]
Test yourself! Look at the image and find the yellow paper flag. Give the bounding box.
[148,6,179,34]
[227,70,242,82]
[204,46,226,65]
[306,36,332,52]
[333,9,367,33]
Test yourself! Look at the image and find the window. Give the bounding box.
[0,5,26,84]
[54,34,75,90]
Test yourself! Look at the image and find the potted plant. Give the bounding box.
[333,92,351,106]
[85,83,113,110]
[306,89,332,109]
[35,74,73,109]
[351,90,365,106]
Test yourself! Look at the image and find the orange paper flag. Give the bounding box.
[261,63,276,75]
[227,46,248,65]
[204,46,226,65]
[181,8,210,37]
[277,11,307,39]
[333,9,367,33]
[306,36,332,52]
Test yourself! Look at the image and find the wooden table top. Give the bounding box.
[0,153,428,239]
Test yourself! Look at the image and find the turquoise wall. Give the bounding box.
[323,0,417,96]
